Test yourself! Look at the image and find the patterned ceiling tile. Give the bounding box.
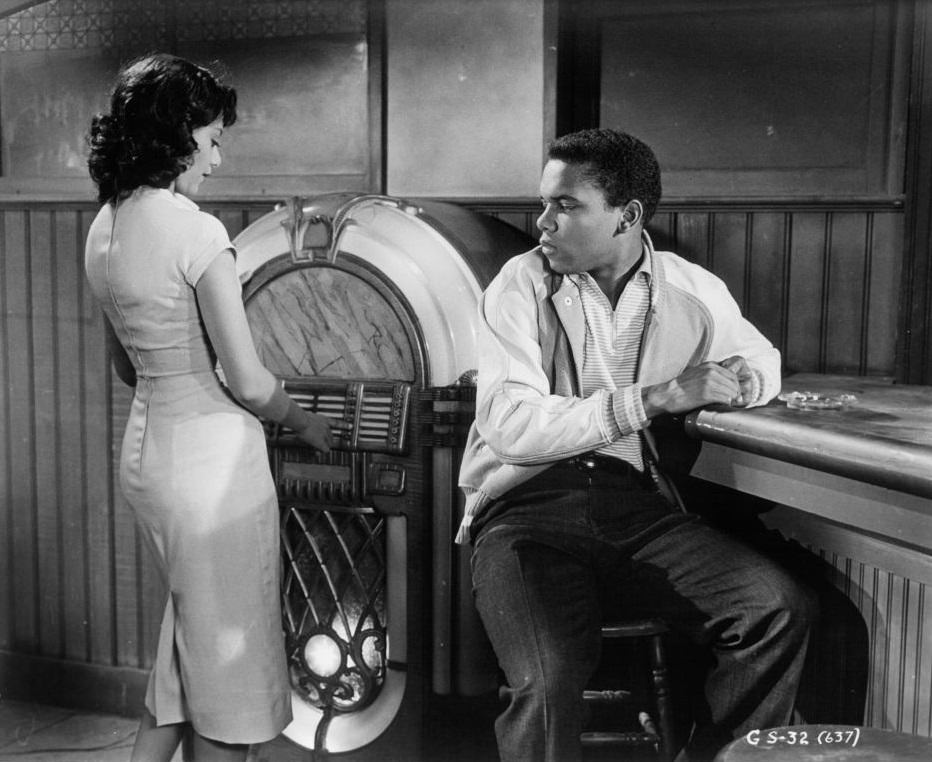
[1,0,365,51]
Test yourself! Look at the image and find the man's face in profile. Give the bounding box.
[536,159,622,276]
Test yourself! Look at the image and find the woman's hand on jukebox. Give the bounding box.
[296,414,352,453]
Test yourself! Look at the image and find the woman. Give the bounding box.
[85,54,343,762]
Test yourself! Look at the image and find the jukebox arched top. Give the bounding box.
[235,193,532,388]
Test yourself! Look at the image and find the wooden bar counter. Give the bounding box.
[684,373,932,550]
[683,373,932,737]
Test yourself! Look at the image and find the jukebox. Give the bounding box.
[234,194,534,759]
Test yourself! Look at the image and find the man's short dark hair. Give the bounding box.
[547,129,662,224]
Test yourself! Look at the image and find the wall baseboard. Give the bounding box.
[0,651,147,718]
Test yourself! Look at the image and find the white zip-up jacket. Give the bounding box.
[455,233,781,544]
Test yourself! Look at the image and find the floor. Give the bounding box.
[0,696,655,762]
[0,697,501,762]
[0,700,178,762]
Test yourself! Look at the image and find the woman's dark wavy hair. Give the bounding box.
[87,53,237,204]
[547,128,662,225]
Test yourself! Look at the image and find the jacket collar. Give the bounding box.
[544,231,662,390]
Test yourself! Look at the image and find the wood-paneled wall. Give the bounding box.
[0,201,274,711]
[764,505,932,736]
[0,196,907,713]
[470,198,906,378]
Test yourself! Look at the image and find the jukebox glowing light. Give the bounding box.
[304,632,342,677]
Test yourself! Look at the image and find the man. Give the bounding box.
[456,128,816,762]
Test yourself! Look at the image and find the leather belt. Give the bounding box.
[565,452,655,489]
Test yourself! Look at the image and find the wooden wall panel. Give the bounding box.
[867,212,903,376]
[764,507,932,736]
[826,213,870,373]
[746,212,787,350]
[4,209,38,653]
[584,0,907,199]
[31,210,62,658]
[55,210,89,664]
[0,197,910,713]
[0,209,10,649]
[675,211,713,272]
[708,213,750,308]
[787,212,830,373]
[471,200,906,378]
[80,208,115,667]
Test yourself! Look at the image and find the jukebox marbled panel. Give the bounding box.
[245,265,416,381]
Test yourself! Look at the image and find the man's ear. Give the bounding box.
[614,200,644,236]
[623,200,643,226]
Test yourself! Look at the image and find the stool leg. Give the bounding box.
[648,633,676,762]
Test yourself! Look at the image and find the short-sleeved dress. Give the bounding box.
[85,187,292,743]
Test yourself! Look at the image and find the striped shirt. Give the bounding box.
[569,258,651,471]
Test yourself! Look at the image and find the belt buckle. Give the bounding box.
[573,454,599,472]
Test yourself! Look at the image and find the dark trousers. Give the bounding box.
[470,461,817,762]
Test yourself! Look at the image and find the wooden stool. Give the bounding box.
[714,724,932,761]
[581,618,676,761]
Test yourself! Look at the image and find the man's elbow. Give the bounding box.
[476,418,536,465]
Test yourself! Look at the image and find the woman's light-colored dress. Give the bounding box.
[85,187,291,744]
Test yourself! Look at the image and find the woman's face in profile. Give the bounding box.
[174,117,224,196]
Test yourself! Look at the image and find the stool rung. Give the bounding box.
[581,731,659,747]
[583,689,634,702]
[601,618,668,638]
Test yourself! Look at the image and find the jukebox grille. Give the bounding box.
[281,504,387,715]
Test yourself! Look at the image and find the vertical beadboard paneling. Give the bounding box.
[867,211,905,376]
[746,212,786,349]
[673,211,713,271]
[31,210,64,658]
[826,213,870,373]
[80,208,117,666]
[648,212,675,252]
[0,210,11,649]
[55,210,90,663]
[786,212,830,372]
[0,198,913,705]
[899,578,922,733]
[841,557,930,735]
[5,209,39,651]
[918,586,932,735]
[216,209,248,241]
[783,522,932,738]
[709,212,750,309]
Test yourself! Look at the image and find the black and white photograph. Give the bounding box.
[1,2,931,761]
